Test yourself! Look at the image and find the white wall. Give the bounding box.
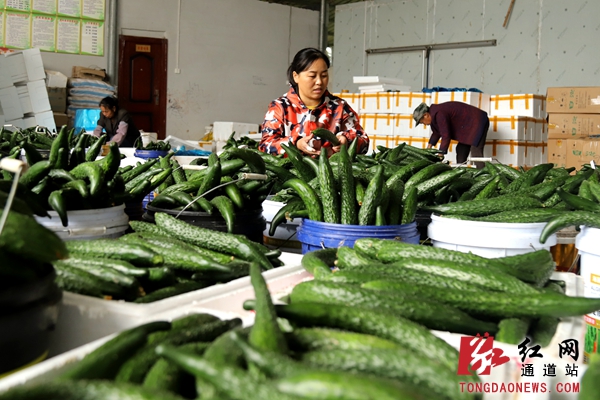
[41,0,319,140]
[332,0,600,95]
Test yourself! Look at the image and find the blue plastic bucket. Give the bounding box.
[142,191,156,210]
[296,219,420,254]
[134,149,169,159]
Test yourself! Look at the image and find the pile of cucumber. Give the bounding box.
[149,147,273,233]
[265,140,446,230]
[52,212,283,303]
[300,239,600,350]
[416,161,600,242]
[1,259,476,400]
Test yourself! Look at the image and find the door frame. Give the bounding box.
[117,35,168,139]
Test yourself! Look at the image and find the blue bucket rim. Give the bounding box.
[298,218,417,231]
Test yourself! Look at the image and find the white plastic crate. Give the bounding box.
[0,306,239,394]
[47,252,303,356]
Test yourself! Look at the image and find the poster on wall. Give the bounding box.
[0,11,4,46]
[2,0,103,55]
[82,0,103,20]
[32,13,55,51]
[56,16,79,53]
[32,0,57,15]
[57,0,79,17]
[80,19,102,55]
[5,11,30,49]
[6,0,30,12]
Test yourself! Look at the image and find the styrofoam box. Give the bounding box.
[432,91,491,114]
[29,110,57,132]
[45,70,68,88]
[4,49,46,84]
[47,252,303,356]
[0,86,24,121]
[332,92,361,114]
[360,92,395,114]
[490,94,547,119]
[0,306,241,394]
[393,114,431,138]
[15,81,51,115]
[360,113,396,137]
[392,92,432,114]
[0,57,12,90]
[488,116,546,142]
[484,139,535,168]
[213,121,259,142]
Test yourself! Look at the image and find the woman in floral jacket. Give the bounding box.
[259,48,369,157]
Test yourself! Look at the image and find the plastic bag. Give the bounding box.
[74,108,101,134]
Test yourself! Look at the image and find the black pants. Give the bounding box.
[456,119,489,169]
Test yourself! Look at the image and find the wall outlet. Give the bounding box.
[174,68,181,74]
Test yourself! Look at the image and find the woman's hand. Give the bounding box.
[296,134,322,157]
[331,134,348,154]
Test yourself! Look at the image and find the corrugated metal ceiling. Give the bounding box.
[259,0,364,46]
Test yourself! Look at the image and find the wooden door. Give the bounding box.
[118,36,168,139]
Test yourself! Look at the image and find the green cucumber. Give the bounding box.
[283,178,323,222]
[540,211,600,244]
[286,327,402,352]
[318,148,340,224]
[422,195,543,217]
[357,165,383,225]
[66,239,164,267]
[311,128,340,145]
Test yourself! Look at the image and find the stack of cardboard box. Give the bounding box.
[546,87,600,169]
[0,48,56,132]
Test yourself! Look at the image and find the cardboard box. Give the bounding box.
[48,87,67,113]
[547,87,600,114]
[71,66,107,81]
[431,91,491,113]
[53,112,69,128]
[566,138,600,168]
[489,94,546,119]
[547,139,568,168]
[548,113,600,139]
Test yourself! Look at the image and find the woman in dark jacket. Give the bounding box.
[92,97,140,147]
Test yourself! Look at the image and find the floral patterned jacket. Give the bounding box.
[259,87,369,155]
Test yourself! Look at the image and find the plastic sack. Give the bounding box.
[74,108,101,134]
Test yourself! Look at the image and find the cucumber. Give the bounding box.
[415,167,466,199]
[248,262,288,354]
[362,279,600,319]
[385,159,432,187]
[311,128,340,145]
[402,162,452,200]
[540,211,600,244]
[0,380,186,400]
[224,147,266,174]
[286,327,402,352]
[422,195,543,217]
[476,208,566,223]
[318,148,340,224]
[133,282,209,303]
[154,212,272,270]
[495,317,531,345]
[65,239,164,267]
[358,165,383,225]
[581,353,600,400]
[301,348,473,400]
[60,321,171,380]
[155,344,302,400]
[289,280,498,336]
[209,195,236,233]
[129,220,172,236]
[400,186,417,224]
[557,187,600,212]
[268,198,304,237]
[283,178,323,222]
[473,175,500,199]
[492,249,556,287]
[268,301,460,371]
[300,248,336,276]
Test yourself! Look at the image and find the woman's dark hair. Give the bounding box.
[99,96,118,110]
[287,48,330,91]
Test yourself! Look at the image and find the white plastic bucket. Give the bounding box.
[262,200,302,254]
[35,204,129,241]
[575,226,600,361]
[427,214,557,258]
[140,131,158,147]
